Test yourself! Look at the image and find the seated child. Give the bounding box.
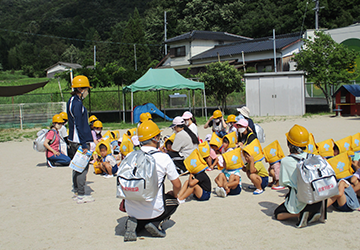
[268,162,285,190]
[205,148,219,170]
[226,114,237,134]
[98,143,118,178]
[242,150,269,195]
[177,171,211,203]
[204,110,227,138]
[327,179,360,212]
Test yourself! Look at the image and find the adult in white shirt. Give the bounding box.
[124,120,181,241]
[182,111,198,137]
[167,116,199,174]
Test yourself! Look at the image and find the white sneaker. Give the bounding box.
[104,174,114,178]
[177,198,185,204]
[72,193,78,201]
[77,195,95,204]
[215,187,227,197]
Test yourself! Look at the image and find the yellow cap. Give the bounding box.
[52,114,64,123]
[316,139,334,158]
[351,133,360,152]
[304,133,318,154]
[242,139,264,163]
[224,131,237,148]
[263,140,285,164]
[335,136,352,154]
[213,110,222,119]
[127,128,137,137]
[223,147,244,170]
[72,75,92,88]
[226,114,236,123]
[209,132,222,148]
[138,120,161,142]
[95,138,112,155]
[327,152,354,180]
[93,120,103,128]
[286,124,309,147]
[184,149,208,174]
[199,141,211,158]
[120,133,134,156]
[59,112,68,121]
[89,115,98,123]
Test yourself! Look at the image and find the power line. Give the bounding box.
[0,28,162,47]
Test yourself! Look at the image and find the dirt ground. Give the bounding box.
[1,115,359,249]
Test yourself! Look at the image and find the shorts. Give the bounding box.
[269,161,281,180]
[228,184,241,195]
[354,169,360,179]
[222,169,241,180]
[261,176,269,190]
[112,164,119,175]
[333,201,353,212]
[195,190,211,201]
[274,202,289,219]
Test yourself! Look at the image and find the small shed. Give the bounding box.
[45,61,82,78]
[244,71,305,116]
[333,85,360,115]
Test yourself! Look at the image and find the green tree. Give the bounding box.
[294,31,360,111]
[196,61,243,111]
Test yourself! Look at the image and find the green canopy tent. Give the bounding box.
[122,68,207,124]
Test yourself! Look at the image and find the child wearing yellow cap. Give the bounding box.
[242,150,269,195]
[97,142,118,178]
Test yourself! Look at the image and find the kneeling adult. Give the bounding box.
[124,120,181,241]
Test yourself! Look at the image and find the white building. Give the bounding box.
[45,61,82,78]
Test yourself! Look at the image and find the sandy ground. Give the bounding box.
[1,115,360,250]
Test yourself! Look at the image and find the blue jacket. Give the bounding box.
[67,95,93,149]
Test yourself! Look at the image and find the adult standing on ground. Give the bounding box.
[124,120,181,241]
[167,116,199,174]
[67,75,95,204]
[237,106,257,137]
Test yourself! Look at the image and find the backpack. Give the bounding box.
[291,153,338,204]
[116,150,160,202]
[33,129,56,152]
[254,123,266,143]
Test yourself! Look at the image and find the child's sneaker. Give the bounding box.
[253,189,264,195]
[215,187,227,197]
[296,211,309,228]
[248,185,256,189]
[76,195,95,204]
[144,223,166,238]
[72,193,78,201]
[104,174,114,178]
[177,198,185,204]
[271,185,285,190]
[47,160,55,168]
[124,217,137,242]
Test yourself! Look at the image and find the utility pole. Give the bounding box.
[164,11,167,55]
[94,45,96,67]
[313,0,324,30]
[273,29,277,72]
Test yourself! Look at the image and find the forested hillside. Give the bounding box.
[0,0,359,83]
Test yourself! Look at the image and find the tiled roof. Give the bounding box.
[165,30,252,43]
[190,33,302,61]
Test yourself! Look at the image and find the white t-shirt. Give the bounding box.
[59,125,68,155]
[58,125,68,139]
[125,146,179,219]
[188,123,198,137]
[172,130,198,159]
[104,154,117,167]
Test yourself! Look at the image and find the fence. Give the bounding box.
[305,80,358,98]
[0,102,66,129]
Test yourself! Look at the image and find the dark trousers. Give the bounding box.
[167,151,187,174]
[136,194,179,232]
[69,142,90,196]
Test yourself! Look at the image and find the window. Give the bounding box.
[170,46,186,57]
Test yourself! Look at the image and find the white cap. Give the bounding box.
[237,106,250,118]
[182,111,193,119]
[170,116,185,128]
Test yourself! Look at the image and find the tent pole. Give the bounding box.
[131,91,134,124]
[163,90,166,121]
[203,89,208,120]
[192,89,195,116]
[201,90,204,117]
[188,90,191,111]
[118,84,121,122]
[122,87,125,123]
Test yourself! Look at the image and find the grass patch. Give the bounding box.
[0,128,38,142]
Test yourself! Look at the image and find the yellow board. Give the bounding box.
[209,132,222,148]
[127,128,137,137]
[184,149,208,174]
[335,136,352,154]
[93,161,103,174]
[242,139,264,163]
[95,139,112,155]
[263,140,285,164]
[120,133,134,156]
[223,148,243,170]
[224,131,237,148]
[327,152,354,180]
[199,141,211,158]
[305,133,318,154]
[351,133,360,152]
[316,139,334,158]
